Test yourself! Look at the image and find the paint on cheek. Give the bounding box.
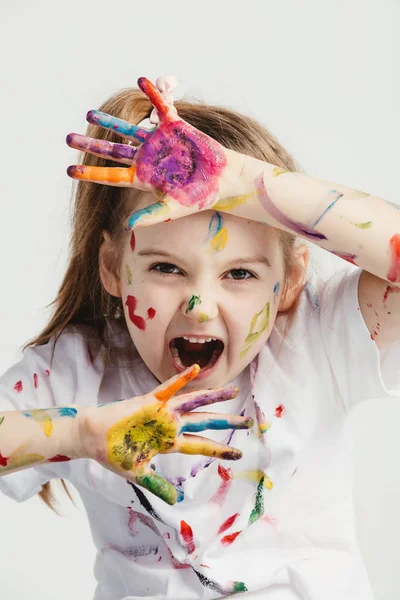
[125,295,156,330]
[126,264,133,285]
[387,233,400,283]
[186,295,201,313]
[240,302,270,359]
[273,282,280,302]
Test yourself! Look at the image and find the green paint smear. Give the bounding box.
[186,295,201,313]
[240,302,270,359]
[354,221,373,229]
[232,581,248,593]
[136,472,177,505]
[0,416,4,426]
[248,475,265,525]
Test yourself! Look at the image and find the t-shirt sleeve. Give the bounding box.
[0,330,104,502]
[319,267,400,411]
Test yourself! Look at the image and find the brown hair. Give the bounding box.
[25,87,306,513]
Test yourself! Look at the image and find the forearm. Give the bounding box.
[217,156,400,286]
[0,405,87,476]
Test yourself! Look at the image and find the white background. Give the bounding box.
[1,0,399,598]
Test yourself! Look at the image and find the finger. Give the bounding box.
[67,164,136,187]
[173,386,239,414]
[153,365,200,405]
[171,434,242,460]
[124,197,192,230]
[137,77,171,120]
[179,413,253,434]
[86,110,152,143]
[66,133,137,165]
[135,470,177,505]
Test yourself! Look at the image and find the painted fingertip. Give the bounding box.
[187,364,201,377]
[222,449,243,461]
[66,133,74,145]
[137,77,148,92]
[67,165,85,178]
[86,110,98,124]
[244,417,254,429]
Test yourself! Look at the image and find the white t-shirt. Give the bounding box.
[1,267,399,600]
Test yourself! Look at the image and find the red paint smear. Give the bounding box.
[147,307,156,319]
[47,454,72,462]
[387,234,400,283]
[157,556,162,562]
[221,531,241,546]
[14,380,23,393]
[275,404,285,418]
[33,373,38,389]
[180,520,195,554]
[0,452,9,467]
[383,284,400,306]
[126,296,146,330]
[167,547,191,570]
[210,464,233,504]
[130,231,136,252]
[45,369,50,377]
[164,218,171,222]
[200,564,210,568]
[218,513,240,534]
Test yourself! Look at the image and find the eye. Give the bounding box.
[225,268,255,281]
[150,262,183,276]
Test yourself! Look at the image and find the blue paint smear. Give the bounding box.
[312,190,343,228]
[126,201,165,230]
[208,211,223,236]
[180,418,231,434]
[273,282,280,294]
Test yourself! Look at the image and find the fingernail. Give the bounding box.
[221,449,242,460]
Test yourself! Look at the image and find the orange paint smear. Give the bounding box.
[155,365,200,403]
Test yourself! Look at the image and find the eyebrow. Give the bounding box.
[137,248,271,267]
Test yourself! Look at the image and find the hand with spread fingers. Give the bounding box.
[82,364,253,505]
[66,76,254,231]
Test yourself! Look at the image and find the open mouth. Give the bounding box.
[169,337,224,372]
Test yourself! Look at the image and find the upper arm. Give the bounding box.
[358,270,400,349]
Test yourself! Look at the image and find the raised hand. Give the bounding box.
[82,365,253,505]
[66,76,249,230]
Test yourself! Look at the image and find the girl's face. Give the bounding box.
[113,197,288,391]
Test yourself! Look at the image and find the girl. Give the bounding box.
[0,75,399,600]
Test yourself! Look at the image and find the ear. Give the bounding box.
[98,230,121,298]
[278,244,309,312]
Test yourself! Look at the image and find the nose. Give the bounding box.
[181,291,219,323]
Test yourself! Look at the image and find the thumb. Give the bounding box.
[124,197,193,230]
[135,469,178,505]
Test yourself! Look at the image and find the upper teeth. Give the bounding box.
[182,336,216,343]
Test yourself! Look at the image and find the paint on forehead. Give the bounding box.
[135,120,226,208]
[126,201,171,230]
[126,264,133,285]
[205,212,228,252]
[387,233,400,283]
[240,302,270,359]
[186,295,201,313]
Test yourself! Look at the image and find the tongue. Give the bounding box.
[179,340,215,368]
